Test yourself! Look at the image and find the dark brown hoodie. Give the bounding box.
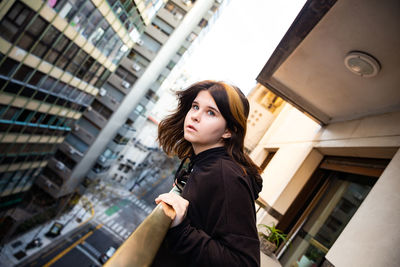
[152,146,262,267]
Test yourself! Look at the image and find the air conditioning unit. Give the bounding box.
[136,39,144,46]
[55,161,65,171]
[69,147,76,155]
[174,13,183,20]
[99,88,107,96]
[98,155,106,163]
[131,63,141,72]
[121,81,131,89]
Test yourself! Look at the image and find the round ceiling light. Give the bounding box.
[344,51,380,78]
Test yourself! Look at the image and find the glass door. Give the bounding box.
[279,171,375,267]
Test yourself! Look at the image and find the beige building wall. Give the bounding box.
[245,101,276,151]
[245,84,285,151]
[252,104,400,267]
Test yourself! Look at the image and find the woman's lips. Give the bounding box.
[186,125,197,131]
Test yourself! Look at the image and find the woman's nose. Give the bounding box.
[191,110,200,122]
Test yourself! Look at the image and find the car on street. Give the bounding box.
[25,238,42,250]
[99,246,116,264]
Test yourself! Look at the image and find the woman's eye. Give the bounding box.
[207,110,215,116]
[192,105,199,110]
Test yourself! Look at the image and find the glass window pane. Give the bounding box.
[27,16,47,37]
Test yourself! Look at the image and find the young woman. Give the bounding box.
[152,80,263,267]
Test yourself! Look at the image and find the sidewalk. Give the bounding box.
[0,198,94,267]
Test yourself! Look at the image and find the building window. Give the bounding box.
[141,33,162,54]
[115,66,137,85]
[127,50,150,69]
[42,168,63,187]
[17,15,48,51]
[91,99,113,119]
[113,134,129,145]
[152,17,174,36]
[164,1,185,20]
[177,45,187,56]
[0,2,35,42]
[54,150,77,169]
[186,32,197,42]
[166,60,176,70]
[156,74,166,84]
[0,57,18,76]
[65,133,89,153]
[102,83,124,102]
[77,117,100,137]
[198,18,208,28]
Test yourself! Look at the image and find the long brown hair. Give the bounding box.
[158,80,262,187]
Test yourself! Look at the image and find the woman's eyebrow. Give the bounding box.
[207,106,220,114]
[192,100,220,114]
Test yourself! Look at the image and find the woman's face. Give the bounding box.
[184,90,231,154]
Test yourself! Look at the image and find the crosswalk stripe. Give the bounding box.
[120,229,127,236]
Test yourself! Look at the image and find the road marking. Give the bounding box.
[43,224,102,267]
[120,229,127,236]
[111,223,119,230]
[81,241,101,258]
[76,244,99,264]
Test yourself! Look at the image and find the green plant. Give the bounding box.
[258,223,288,247]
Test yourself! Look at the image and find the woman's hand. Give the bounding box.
[155,193,189,228]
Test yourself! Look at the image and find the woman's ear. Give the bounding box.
[222,128,231,139]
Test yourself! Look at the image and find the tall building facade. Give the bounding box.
[38,0,223,200]
[102,1,227,186]
[0,0,162,242]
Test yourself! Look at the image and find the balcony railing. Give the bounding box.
[104,202,175,266]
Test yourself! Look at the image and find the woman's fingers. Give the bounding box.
[155,193,189,228]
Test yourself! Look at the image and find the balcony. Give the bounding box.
[83,108,107,129]
[86,168,107,181]
[107,140,125,154]
[108,75,130,95]
[157,8,180,28]
[96,93,120,111]
[58,143,84,163]
[145,25,168,45]
[35,174,61,199]
[128,110,139,123]
[117,124,136,140]
[132,44,156,62]
[120,57,143,77]
[47,158,72,182]
[97,155,116,168]
[73,125,96,145]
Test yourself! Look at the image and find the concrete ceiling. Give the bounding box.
[257,0,400,125]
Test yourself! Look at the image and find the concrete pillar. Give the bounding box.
[326,148,400,267]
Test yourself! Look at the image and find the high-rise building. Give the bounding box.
[0,0,163,242]
[38,0,223,199]
[100,0,227,186]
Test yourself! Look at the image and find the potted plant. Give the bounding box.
[258,223,288,256]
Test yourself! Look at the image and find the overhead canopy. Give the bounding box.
[257,0,400,125]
